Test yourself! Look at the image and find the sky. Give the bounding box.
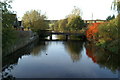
[9,0,116,20]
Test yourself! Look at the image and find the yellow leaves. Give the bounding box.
[22,10,48,31]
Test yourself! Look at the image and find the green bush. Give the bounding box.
[95,14,120,54]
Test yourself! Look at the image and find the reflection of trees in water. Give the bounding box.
[2,40,49,79]
[56,35,82,40]
[2,41,35,68]
[86,43,119,73]
[2,40,38,80]
[64,41,84,62]
[31,41,49,56]
[56,35,66,40]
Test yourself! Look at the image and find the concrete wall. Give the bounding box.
[3,31,39,57]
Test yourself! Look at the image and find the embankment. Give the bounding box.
[3,31,39,57]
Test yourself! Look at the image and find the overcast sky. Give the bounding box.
[9,0,115,20]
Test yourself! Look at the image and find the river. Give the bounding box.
[2,35,119,79]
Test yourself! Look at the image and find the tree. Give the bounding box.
[66,7,84,31]
[1,0,17,28]
[106,15,115,21]
[1,0,18,54]
[0,0,13,14]
[86,23,101,41]
[112,0,120,13]
[22,10,48,31]
[94,16,119,54]
[67,16,84,31]
[58,19,68,31]
[53,6,85,32]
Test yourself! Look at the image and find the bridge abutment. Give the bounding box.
[66,35,68,41]
[50,34,52,40]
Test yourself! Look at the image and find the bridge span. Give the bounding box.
[38,30,86,41]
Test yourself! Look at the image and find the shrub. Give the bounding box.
[95,15,119,54]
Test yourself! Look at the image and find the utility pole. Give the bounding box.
[92,13,93,20]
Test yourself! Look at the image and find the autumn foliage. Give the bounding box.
[86,23,102,41]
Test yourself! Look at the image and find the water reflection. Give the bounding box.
[2,64,16,80]
[31,41,49,56]
[2,42,35,69]
[86,43,119,73]
[2,40,119,78]
[2,40,37,79]
[64,41,83,62]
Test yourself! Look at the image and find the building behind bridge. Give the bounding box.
[45,19,106,24]
[84,20,106,24]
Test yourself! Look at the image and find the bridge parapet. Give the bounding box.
[38,30,86,40]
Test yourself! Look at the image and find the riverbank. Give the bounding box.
[86,15,119,54]
[3,31,39,57]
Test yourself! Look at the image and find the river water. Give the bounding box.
[2,35,119,78]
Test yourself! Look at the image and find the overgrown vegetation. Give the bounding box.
[86,15,119,54]
[1,0,18,54]
[95,0,120,54]
[95,15,119,54]
[86,0,120,54]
